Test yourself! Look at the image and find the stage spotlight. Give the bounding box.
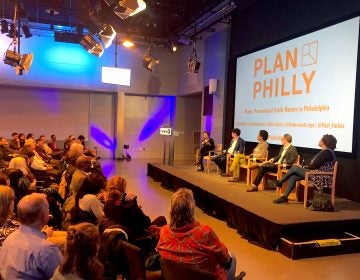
[3,50,21,67]
[45,8,60,16]
[22,25,32,38]
[99,25,116,48]
[104,0,146,20]
[7,23,20,38]
[168,41,177,53]
[143,48,159,72]
[187,56,201,74]
[122,39,134,48]
[80,34,104,57]
[1,19,9,34]
[3,50,34,75]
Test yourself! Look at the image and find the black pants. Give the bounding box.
[252,163,278,186]
[212,153,227,173]
[198,147,213,168]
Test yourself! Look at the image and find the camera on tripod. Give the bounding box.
[117,144,131,161]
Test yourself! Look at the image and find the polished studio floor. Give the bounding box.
[101,158,360,280]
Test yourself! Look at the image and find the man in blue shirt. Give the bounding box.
[0,193,63,279]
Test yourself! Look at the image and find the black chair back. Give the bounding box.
[121,241,147,280]
[160,258,214,280]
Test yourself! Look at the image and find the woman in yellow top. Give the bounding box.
[227,130,269,182]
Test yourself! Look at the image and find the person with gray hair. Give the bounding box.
[157,188,240,280]
[247,133,298,192]
[0,193,63,280]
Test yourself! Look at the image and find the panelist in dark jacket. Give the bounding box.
[247,133,298,192]
[212,128,245,175]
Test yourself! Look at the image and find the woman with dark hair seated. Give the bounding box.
[273,134,337,204]
[51,222,104,280]
[102,176,166,238]
[72,173,106,225]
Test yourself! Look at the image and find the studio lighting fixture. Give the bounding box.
[7,23,20,38]
[21,25,32,38]
[143,47,159,72]
[1,19,8,34]
[122,39,134,48]
[99,25,116,48]
[168,41,177,53]
[45,8,60,16]
[3,50,34,75]
[187,42,201,74]
[104,0,147,20]
[80,34,104,57]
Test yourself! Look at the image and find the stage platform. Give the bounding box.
[147,162,360,254]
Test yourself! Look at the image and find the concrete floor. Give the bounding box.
[101,158,360,280]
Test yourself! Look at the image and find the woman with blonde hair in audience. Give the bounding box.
[64,142,84,166]
[0,186,19,246]
[157,188,239,280]
[51,222,104,280]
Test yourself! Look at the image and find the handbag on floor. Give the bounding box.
[307,191,334,212]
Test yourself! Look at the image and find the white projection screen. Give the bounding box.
[234,16,360,153]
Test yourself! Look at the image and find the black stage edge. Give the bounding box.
[147,163,360,253]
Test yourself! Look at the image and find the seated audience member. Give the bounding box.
[157,188,237,280]
[72,173,106,225]
[78,135,97,158]
[69,155,92,195]
[195,131,215,171]
[227,130,269,182]
[9,154,31,176]
[0,174,10,186]
[35,137,52,162]
[102,175,166,239]
[19,133,26,148]
[273,134,337,204]
[8,132,21,152]
[0,186,18,247]
[26,133,34,140]
[64,135,77,153]
[0,193,63,279]
[51,222,104,280]
[247,133,298,192]
[212,128,245,175]
[48,134,61,152]
[64,142,84,166]
[0,137,13,167]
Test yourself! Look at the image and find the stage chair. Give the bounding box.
[203,144,223,173]
[239,151,268,186]
[160,258,214,280]
[300,161,338,208]
[272,155,301,195]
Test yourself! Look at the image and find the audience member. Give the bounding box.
[273,134,337,204]
[0,137,12,167]
[19,133,26,148]
[48,134,61,152]
[0,193,63,279]
[157,188,237,280]
[26,133,34,140]
[72,173,106,225]
[9,132,21,152]
[103,175,166,239]
[227,130,269,182]
[0,186,18,247]
[51,222,104,280]
[0,174,10,186]
[69,155,91,195]
[247,133,298,192]
[195,131,215,172]
[212,128,245,175]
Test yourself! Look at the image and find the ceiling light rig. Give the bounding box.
[2,1,34,75]
[103,0,147,20]
[187,41,201,74]
[143,46,159,72]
